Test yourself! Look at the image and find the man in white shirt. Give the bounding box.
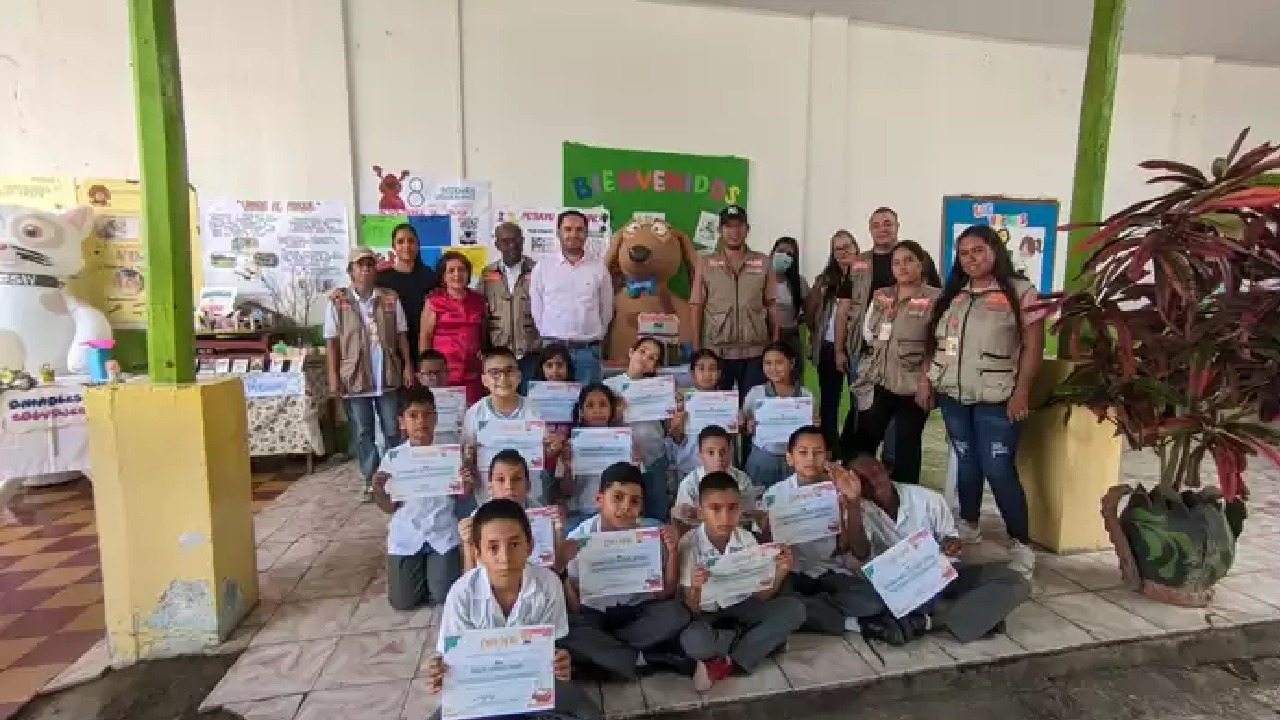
[842,456,1029,643]
[528,210,612,384]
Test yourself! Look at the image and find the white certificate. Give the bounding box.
[861,528,959,618]
[440,625,557,720]
[383,444,464,500]
[569,427,633,476]
[684,390,740,435]
[433,387,467,442]
[765,481,841,546]
[577,528,665,601]
[527,382,581,424]
[617,376,677,423]
[526,506,559,568]
[753,397,813,445]
[702,543,780,607]
[477,419,546,482]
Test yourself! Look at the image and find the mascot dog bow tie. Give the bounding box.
[625,278,657,298]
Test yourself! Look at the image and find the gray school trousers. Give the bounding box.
[387,545,462,611]
[562,599,691,680]
[679,595,806,671]
[429,679,603,720]
[933,562,1030,642]
[785,571,887,635]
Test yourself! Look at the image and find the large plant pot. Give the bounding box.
[1100,485,1239,607]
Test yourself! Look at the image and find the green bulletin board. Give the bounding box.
[562,142,750,297]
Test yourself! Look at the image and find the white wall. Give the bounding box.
[3,0,1279,290]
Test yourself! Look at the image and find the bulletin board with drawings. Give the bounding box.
[939,195,1061,293]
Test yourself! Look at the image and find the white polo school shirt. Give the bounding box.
[384,441,462,557]
[859,483,958,557]
[436,564,570,653]
[678,524,759,612]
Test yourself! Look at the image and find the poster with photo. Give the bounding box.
[940,196,1060,293]
[492,207,611,264]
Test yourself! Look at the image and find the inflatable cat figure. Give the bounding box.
[0,204,113,375]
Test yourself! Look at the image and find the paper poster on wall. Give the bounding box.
[940,196,1060,292]
[199,199,351,303]
[73,179,148,329]
[0,176,78,210]
[361,167,492,245]
[492,207,612,264]
[562,142,749,297]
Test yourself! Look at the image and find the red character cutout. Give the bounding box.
[373,165,410,211]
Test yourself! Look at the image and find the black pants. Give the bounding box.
[818,342,857,459]
[850,384,928,484]
[718,355,765,404]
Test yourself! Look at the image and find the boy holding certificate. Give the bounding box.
[763,427,909,645]
[560,463,692,680]
[370,386,471,612]
[678,472,805,691]
[462,347,550,501]
[671,425,758,533]
[428,499,602,720]
[458,450,567,572]
[841,457,1030,643]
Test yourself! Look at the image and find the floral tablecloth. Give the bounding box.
[242,366,329,457]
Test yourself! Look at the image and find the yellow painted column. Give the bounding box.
[88,380,258,661]
[86,0,258,664]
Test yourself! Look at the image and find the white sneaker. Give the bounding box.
[1009,540,1036,579]
[959,520,983,544]
[360,486,373,503]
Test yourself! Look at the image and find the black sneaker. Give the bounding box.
[983,620,1007,638]
[860,613,908,647]
[641,650,696,677]
[899,612,934,640]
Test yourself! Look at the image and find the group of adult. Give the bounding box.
[324,203,1045,571]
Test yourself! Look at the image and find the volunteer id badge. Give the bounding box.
[878,322,893,341]
[945,337,960,356]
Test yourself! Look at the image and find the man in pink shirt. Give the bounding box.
[528,210,613,383]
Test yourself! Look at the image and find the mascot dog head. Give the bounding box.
[605,219,698,297]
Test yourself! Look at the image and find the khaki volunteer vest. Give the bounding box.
[859,285,942,396]
[331,286,404,396]
[927,278,1033,404]
[841,252,876,358]
[699,249,770,356]
[480,258,539,356]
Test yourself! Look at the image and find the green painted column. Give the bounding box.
[1063,0,1126,299]
[127,0,195,384]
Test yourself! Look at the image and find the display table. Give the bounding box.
[200,363,330,467]
[1,378,94,486]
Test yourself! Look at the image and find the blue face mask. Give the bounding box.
[772,252,794,272]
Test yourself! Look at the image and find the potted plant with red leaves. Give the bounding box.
[1042,129,1280,607]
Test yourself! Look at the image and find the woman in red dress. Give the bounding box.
[420,251,486,403]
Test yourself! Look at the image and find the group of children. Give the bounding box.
[372,341,1031,720]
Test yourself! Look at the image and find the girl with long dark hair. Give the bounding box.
[771,236,809,382]
[804,230,865,453]
[918,226,1045,577]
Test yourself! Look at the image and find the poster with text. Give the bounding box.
[562,142,749,297]
[940,196,1060,293]
[360,169,492,246]
[491,207,611,265]
[199,199,350,313]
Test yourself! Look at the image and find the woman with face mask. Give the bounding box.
[770,237,809,383]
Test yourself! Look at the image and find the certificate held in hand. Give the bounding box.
[384,444,464,500]
[477,419,547,482]
[765,481,841,546]
[617,376,677,423]
[526,506,560,567]
[577,528,665,601]
[702,543,780,607]
[684,390,740,435]
[569,427,633,476]
[527,381,582,423]
[861,528,958,618]
[433,387,467,442]
[752,397,813,445]
[440,625,557,720]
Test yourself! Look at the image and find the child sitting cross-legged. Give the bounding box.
[426,499,602,720]
[678,472,805,691]
[370,386,472,612]
[671,425,758,535]
[837,456,1031,643]
[762,426,908,645]
[560,462,693,681]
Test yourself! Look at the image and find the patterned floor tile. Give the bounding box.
[313,630,430,689]
[223,693,305,720]
[1038,592,1163,642]
[293,680,411,720]
[202,638,340,707]
[774,634,878,690]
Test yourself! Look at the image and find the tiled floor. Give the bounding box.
[173,450,1280,720]
[0,467,303,720]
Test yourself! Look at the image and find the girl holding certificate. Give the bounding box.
[428,499,603,720]
[665,349,727,482]
[603,336,673,471]
[739,342,816,488]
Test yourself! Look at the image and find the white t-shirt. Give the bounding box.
[384,441,461,556]
[673,466,756,519]
[859,483,959,557]
[764,474,847,579]
[565,514,663,612]
[678,524,759,612]
[436,565,570,652]
[322,287,409,399]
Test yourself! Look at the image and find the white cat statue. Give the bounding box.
[0,204,114,375]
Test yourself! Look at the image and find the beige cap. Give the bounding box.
[349,246,376,262]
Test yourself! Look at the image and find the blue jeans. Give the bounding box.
[937,396,1029,543]
[570,344,603,385]
[345,392,402,488]
[718,356,766,405]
